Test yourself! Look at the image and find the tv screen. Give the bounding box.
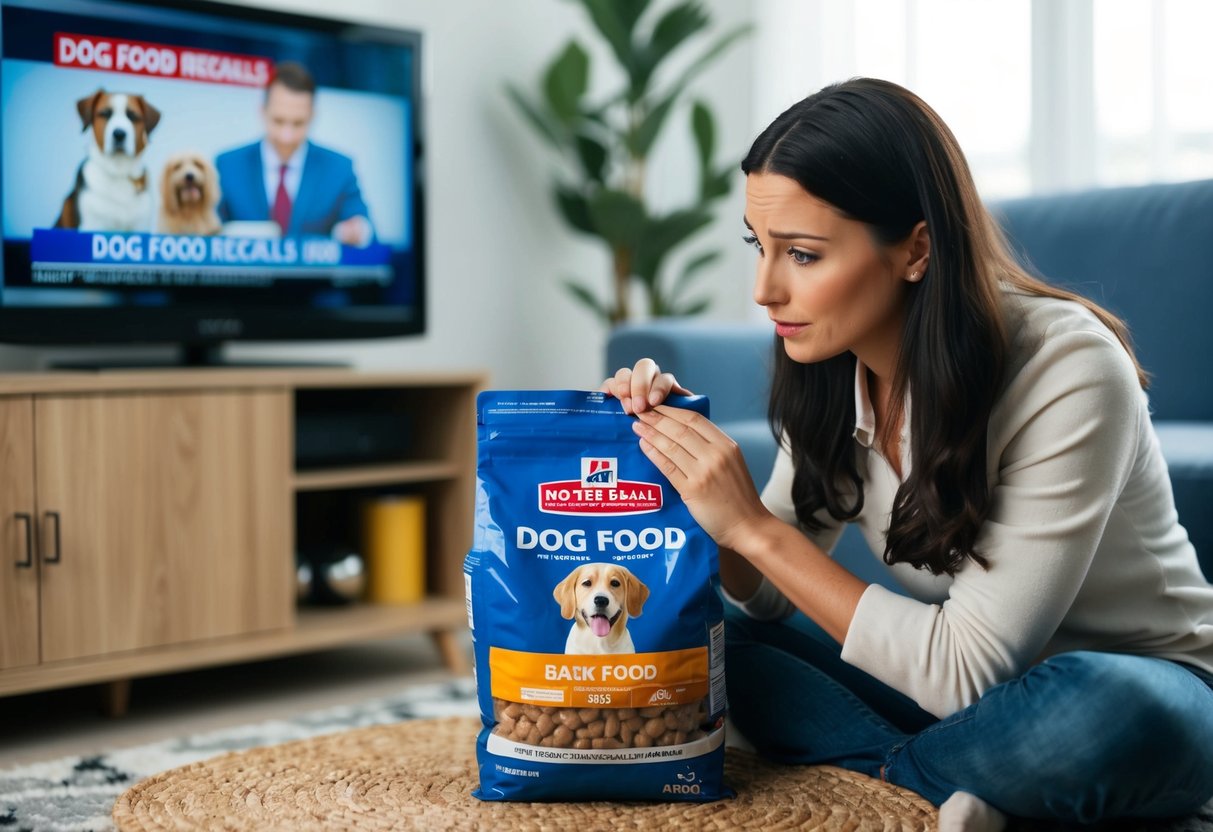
[0,0,424,362]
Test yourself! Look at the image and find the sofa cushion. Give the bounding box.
[993,179,1213,421]
[1155,422,1213,579]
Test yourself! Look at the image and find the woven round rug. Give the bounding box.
[112,716,937,831]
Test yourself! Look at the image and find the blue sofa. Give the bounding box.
[606,178,1213,582]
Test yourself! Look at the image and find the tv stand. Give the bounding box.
[180,344,353,368]
[53,344,351,370]
[182,343,244,367]
[0,368,485,715]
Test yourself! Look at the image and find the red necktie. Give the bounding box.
[272,163,291,234]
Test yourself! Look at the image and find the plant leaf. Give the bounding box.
[651,2,711,58]
[627,92,678,158]
[629,1,710,99]
[633,208,713,285]
[554,186,596,235]
[563,278,614,323]
[505,83,565,151]
[574,132,608,184]
[574,0,648,80]
[612,0,652,35]
[579,104,611,129]
[631,24,750,147]
[690,99,714,171]
[702,164,735,201]
[543,41,590,124]
[587,188,648,250]
[661,23,752,104]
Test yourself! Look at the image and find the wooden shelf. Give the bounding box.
[0,369,483,711]
[0,599,468,697]
[0,368,487,396]
[295,600,467,643]
[293,460,462,491]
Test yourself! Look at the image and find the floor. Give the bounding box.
[0,631,470,769]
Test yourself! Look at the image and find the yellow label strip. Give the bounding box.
[489,646,709,708]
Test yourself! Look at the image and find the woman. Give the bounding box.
[603,78,1213,830]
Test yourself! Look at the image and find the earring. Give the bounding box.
[909,271,921,282]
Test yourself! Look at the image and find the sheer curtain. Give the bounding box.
[750,0,1213,200]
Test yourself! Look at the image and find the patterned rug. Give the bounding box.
[4,677,1211,831]
[0,678,478,832]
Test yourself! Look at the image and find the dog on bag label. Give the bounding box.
[554,562,648,654]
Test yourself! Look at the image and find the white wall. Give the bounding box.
[0,0,757,389]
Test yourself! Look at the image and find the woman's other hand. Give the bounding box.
[632,405,773,552]
[600,358,693,415]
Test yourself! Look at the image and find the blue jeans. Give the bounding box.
[725,606,1213,823]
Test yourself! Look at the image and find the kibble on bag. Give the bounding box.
[465,390,730,802]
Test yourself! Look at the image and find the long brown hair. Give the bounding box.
[743,78,1146,576]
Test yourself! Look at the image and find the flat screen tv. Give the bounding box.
[0,0,424,364]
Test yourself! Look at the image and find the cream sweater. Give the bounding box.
[727,288,1213,718]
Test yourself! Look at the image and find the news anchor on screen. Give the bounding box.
[216,61,373,246]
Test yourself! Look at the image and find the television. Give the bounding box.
[0,0,424,365]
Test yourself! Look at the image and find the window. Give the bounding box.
[753,0,1032,199]
[1094,0,1213,185]
[903,0,1031,197]
[751,0,1213,197]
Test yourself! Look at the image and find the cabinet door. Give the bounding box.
[36,391,292,663]
[0,397,39,670]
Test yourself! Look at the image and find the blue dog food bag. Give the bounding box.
[466,390,730,802]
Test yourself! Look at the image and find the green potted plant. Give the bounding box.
[508,0,750,326]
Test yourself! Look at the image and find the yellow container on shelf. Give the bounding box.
[362,494,426,604]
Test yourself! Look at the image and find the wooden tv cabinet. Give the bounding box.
[0,368,484,715]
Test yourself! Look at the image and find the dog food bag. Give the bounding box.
[466,390,730,802]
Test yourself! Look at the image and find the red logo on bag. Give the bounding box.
[581,458,617,487]
[541,458,662,514]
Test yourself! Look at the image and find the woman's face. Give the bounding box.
[745,172,915,368]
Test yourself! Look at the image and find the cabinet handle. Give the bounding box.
[44,511,62,565]
[14,513,33,569]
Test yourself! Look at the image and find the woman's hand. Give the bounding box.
[631,405,774,552]
[600,359,692,415]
